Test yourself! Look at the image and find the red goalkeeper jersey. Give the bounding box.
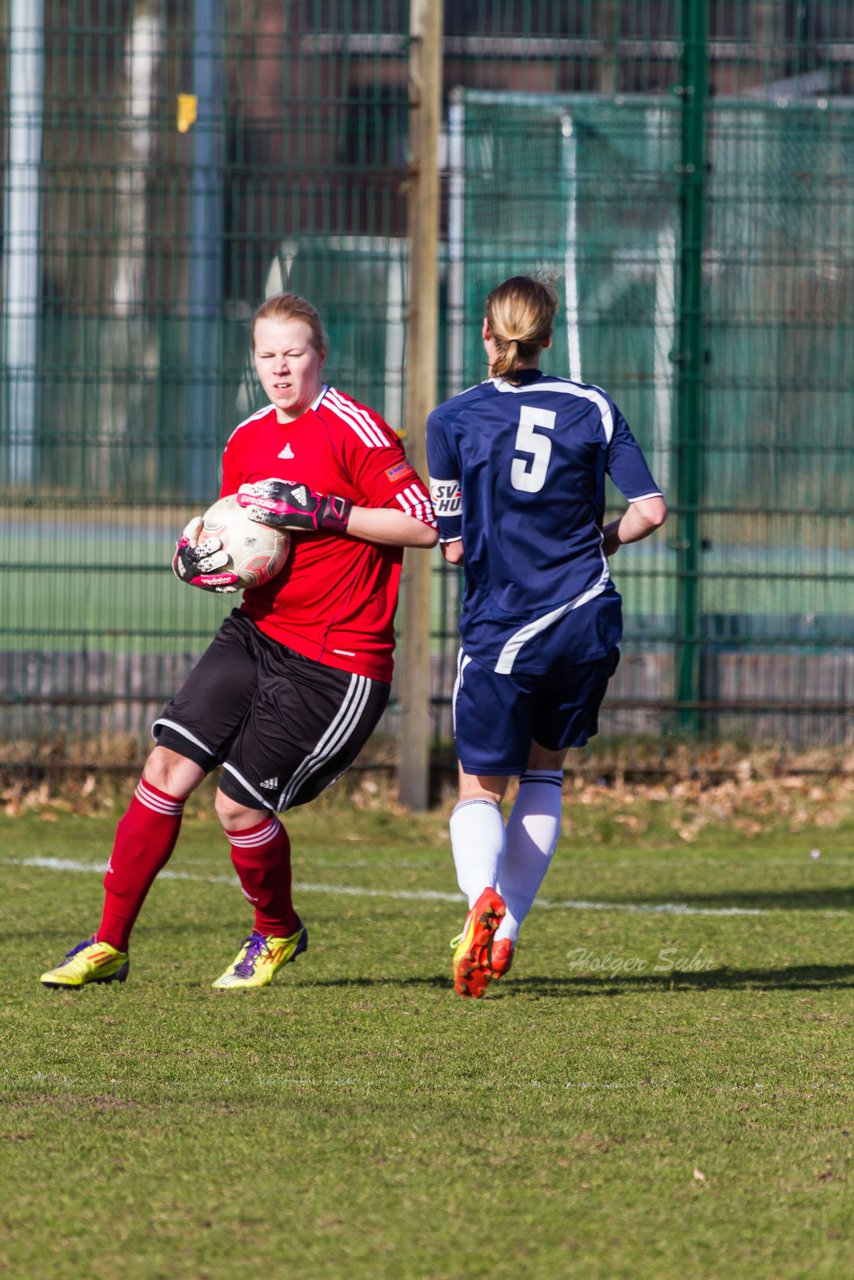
[219,385,436,682]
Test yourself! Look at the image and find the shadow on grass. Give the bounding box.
[502,962,854,997]
[25,963,854,999]
[306,974,451,991]
[309,962,854,996]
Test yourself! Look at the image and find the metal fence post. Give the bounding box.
[674,0,709,731]
[2,0,44,487]
[187,0,224,501]
[398,0,442,810]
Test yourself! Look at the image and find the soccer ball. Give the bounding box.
[200,494,291,590]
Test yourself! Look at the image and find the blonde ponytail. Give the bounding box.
[485,277,558,381]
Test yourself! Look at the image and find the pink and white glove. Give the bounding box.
[236,479,352,534]
[171,516,239,594]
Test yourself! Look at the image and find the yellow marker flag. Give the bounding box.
[177,94,198,134]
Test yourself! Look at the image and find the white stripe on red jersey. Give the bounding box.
[322,386,390,448]
[395,482,437,528]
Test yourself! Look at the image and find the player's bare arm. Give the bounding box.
[441,539,464,565]
[345,505,438,548]
[602,495,667,557]
[237,478,438,548]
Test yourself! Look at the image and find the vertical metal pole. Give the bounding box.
[3,0,44,486]
[446,90,465,395]
[674,0,708,729]
[652,222,676,497]
[187,0,224,500]
[561,115,582,382]
[398,0,442,811]
[599,0,619,95]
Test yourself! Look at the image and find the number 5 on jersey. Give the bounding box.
[511,405,556,493]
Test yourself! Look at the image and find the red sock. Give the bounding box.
[227,816,300,937]
[97,779,185,951]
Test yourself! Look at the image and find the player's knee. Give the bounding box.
[142,746,204,799]
[527,741,568,772]
[457,767,508,807]
[214,787,262,831]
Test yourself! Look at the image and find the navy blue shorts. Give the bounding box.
[453,644,619,776]
[152,611,390,812]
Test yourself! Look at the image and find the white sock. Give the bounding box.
[449,798,506,908]
[496,771,563,943]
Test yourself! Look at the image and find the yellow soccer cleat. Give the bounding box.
[40,938,129,989]
[450,887,505,998]
[212,925,308,989]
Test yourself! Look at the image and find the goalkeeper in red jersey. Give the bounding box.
[41,292,437,991]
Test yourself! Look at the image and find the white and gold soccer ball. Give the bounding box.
[200,494,291,590]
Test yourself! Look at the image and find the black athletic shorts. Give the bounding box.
[152,611,390,812]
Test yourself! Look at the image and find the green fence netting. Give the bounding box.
[1,2,852,770]
[449,89,854,749]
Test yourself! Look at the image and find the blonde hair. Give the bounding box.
[485,276,558,380]
[251,292,328,356]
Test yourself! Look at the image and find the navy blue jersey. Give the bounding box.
[426,369,662,674]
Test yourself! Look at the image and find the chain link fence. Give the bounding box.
[1,1,852,778]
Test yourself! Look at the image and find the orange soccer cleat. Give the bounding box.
[489,936,515,979]
[450,887,506,998]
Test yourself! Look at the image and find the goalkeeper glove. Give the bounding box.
[236,479,352,534]
[171,516,239,594]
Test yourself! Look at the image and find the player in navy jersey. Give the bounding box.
[41,292,437,991]
[427,276,666,997]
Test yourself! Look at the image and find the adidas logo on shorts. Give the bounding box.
[259,777,280,791]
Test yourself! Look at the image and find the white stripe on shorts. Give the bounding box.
[151,716,218,763]
[279,673,372,810]
[221,763,275,813]
[451,648,472,738]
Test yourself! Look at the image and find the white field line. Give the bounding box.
[0,1068,729,1092]
[0,1069,772,1093]
[1,1070,842,1094]
[1,854,847,917]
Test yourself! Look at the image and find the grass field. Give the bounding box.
[1,776,852,1279]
